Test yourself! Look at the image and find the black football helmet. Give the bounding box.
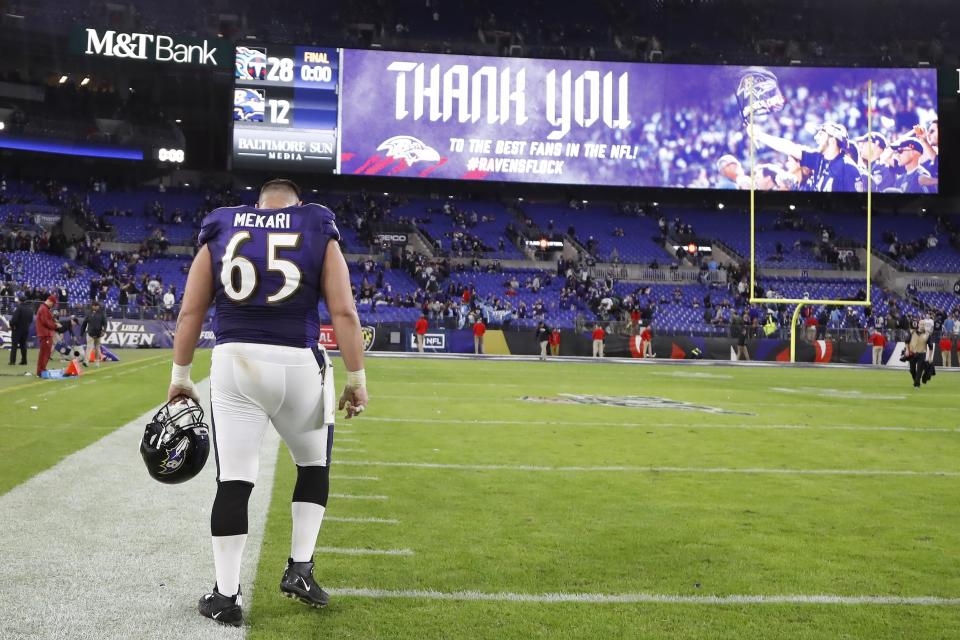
[140,396,210,484]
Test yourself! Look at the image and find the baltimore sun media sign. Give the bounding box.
[69,28,231,68]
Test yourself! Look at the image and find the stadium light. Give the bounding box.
[175,118,182,123]
[789,204,796,211]
[80,77,90,87]
[183,183,190,187]
[383,192,389,195]
[652,201,659,206]
[517,197,524,202]
[58,75,68,84]
[582,200,588,204]
[0,122,4,131]
[244,186,253,190]
[717,202,725,210]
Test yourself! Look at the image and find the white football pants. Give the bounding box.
[210,342,335,483]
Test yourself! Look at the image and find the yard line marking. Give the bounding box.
[331,475,380,481]
[337,448,366,453]
[325,517,399,524]
[329,587,960,606]
[337,429,355,434]
[14,398,25,404]
[357,417,959,434]
[330,493,389,500]
[316,547,413,556]
[337,460,960,478]
[338,438,361,443]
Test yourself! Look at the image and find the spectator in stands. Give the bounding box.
[34,295,59,377]
[536,322,550,361]
[736,322,750,361]
[869,329,887,366]
[473,317,486,355]
[716,155,744,190]
[8,293,31,366]
[162,286,176,321]
[591,323,606,358]
[415,314,428,353]
[629,307,641,336]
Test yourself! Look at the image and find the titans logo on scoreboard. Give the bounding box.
[235,46,267,80]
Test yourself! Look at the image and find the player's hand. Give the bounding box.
[913,125,926,138]
[339,385,369,419]
[168,382,198,403]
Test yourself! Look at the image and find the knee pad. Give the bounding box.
[211,480,254,537]
[292,464,329,507]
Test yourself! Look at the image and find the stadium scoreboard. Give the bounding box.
[230,43,941,194]
[231,45,341,172]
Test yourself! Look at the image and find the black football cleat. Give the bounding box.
[280,557,329,608]
[198,585,243,627]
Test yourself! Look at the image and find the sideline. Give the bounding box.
[0,379,280,640]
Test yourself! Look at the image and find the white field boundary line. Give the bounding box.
[330,475,381,481]
[315,547,413,556]
[325,516,399,524]
[330,492,390,500]
[0,378,280,640]
[357,416,959,434]
[328,587,960,606]
[336,460,960,478]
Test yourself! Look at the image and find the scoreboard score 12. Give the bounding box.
[231,45,341,172]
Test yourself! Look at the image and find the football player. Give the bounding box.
[168,178,368,626]
[749,122,864,192]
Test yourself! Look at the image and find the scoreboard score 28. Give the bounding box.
[231,45,341,172]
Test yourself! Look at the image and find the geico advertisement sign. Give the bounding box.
[410,333,446,350]
[102,321,156,347]
[71,28,229,67]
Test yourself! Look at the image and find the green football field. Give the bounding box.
[1,349,958,639]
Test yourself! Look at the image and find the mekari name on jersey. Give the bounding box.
[199,203,340,348]
[232,211,294,229]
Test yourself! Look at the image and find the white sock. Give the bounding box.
[291,502,326,563]
[211,534,247,597]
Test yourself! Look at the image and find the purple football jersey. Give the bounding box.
[198,203,341,347]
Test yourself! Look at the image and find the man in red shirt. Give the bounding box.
[869,329,887,366]
[804,316,818,342]
[414,314,429,353]
[640,325,654,358]
[549,327,561,356]
[629,309,641,336]
[591,324,606,358]
[35,295,60,377]
[940,334,953,368]
[473,318,486,355]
